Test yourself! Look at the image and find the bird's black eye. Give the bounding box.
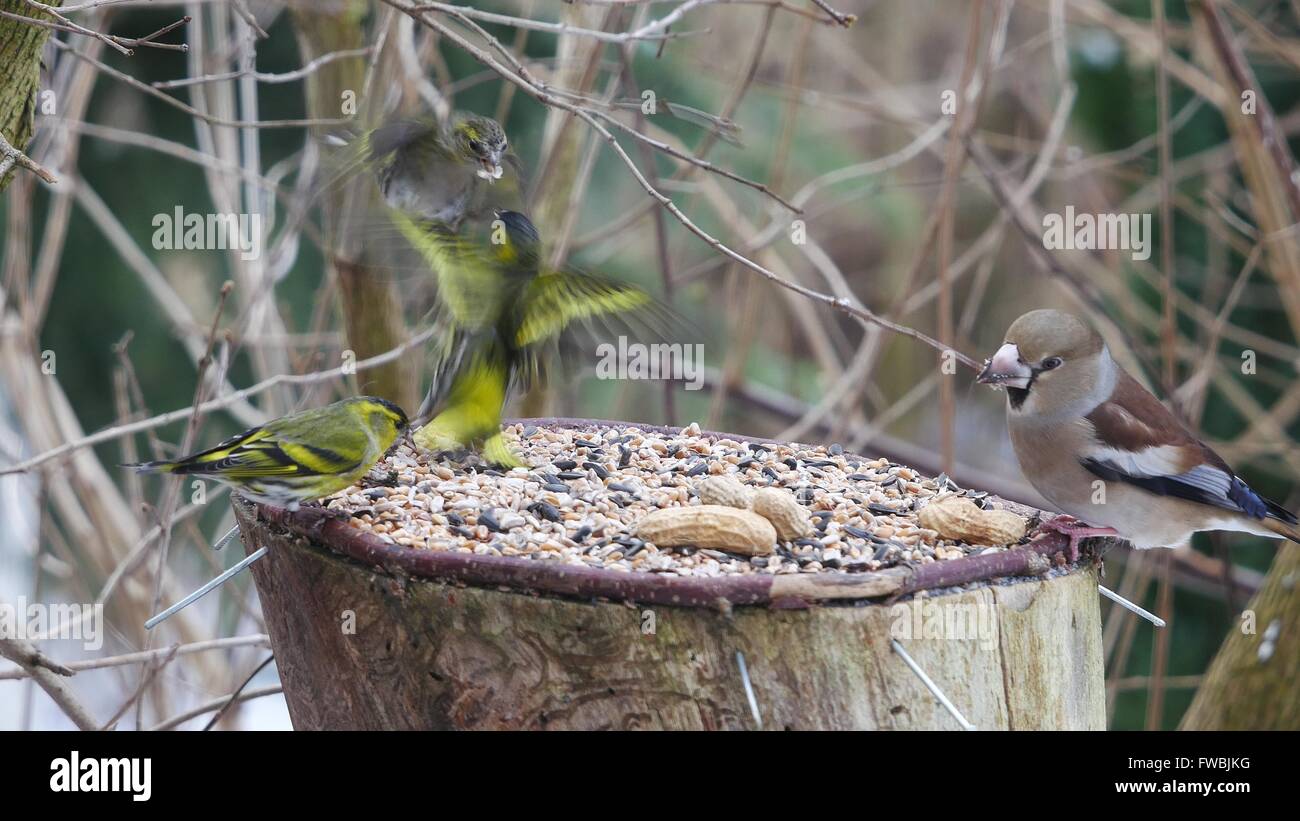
[469,140,483,153]
[1041,356,1063,370]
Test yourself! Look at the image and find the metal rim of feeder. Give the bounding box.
[246,417,1095,610]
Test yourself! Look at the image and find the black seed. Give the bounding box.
[623,541,646,558]
[619,445,632,468]
[451,526,475,539]
[521,425,539,438]
[873,542,892,561]
[686,462,709,477]
[445,512,465,527]
[584,461,610,479]
[747,442,769,453]
[797,487,814,505]
[574,438,601,449]
[847,474,872,482]
[529,501,561,522]
[782,457,798,470]
[829,443,843,455]
[736,457,756,469]
[557,471,585,480]
[750,556,769,567]
[811,510,834,520]
[881,476,898,487]
[842,525,872,539]
[574,526,592,543]
[553,459,578,470]
[364,488,388,499]
[762,466,779,482]
[608,481,637,494]
[795,538,821,548]
[543,482,571,494]
[868,503,899,516]
[483,469,505,478]
[480,510,503,532]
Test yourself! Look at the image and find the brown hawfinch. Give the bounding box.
[977,309,1299,557]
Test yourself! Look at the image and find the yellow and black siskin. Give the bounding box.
[124,396,409,510]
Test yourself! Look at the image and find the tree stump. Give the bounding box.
[233,421,1111,730]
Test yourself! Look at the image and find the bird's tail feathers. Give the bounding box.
[120,459,178,475]
[1261,516,1300,544]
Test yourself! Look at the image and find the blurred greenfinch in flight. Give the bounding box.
[124,397,409,510]
[397,209,664,468]
[326,112,520,227]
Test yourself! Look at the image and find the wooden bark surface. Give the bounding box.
[234,501,1107,730]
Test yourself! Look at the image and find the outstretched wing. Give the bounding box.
[390,209,510,331]
[316,119,444,198]
[513,269,656,348]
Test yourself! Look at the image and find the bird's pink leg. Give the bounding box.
[1039,515,1119,563]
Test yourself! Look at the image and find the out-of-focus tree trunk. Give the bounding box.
[292,3,418,412]
[1181,546,1300,729]
[0,0,57,192]
[518,3,610,418]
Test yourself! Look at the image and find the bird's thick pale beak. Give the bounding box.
[977,343,1033,389]
[477,156,504,182]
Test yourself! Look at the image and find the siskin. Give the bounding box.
[327,112,520,227]
[395,209,665,468]
[124,396,409,510]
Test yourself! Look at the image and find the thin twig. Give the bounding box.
[202,654,275,730]
[149,684,282,731]
[0,130,57,184]
[0,635,271,681]
[0,638,98,730]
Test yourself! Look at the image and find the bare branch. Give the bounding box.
[0,129,57,184]
[0,638,99,730]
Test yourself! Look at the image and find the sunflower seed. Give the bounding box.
[529,501,561,522]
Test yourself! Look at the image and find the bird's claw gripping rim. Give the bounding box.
[1037,515,1119,564]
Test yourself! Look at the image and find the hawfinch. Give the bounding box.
[978,309,1299,556]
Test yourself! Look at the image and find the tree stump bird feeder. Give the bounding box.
[232,419,1112,730]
